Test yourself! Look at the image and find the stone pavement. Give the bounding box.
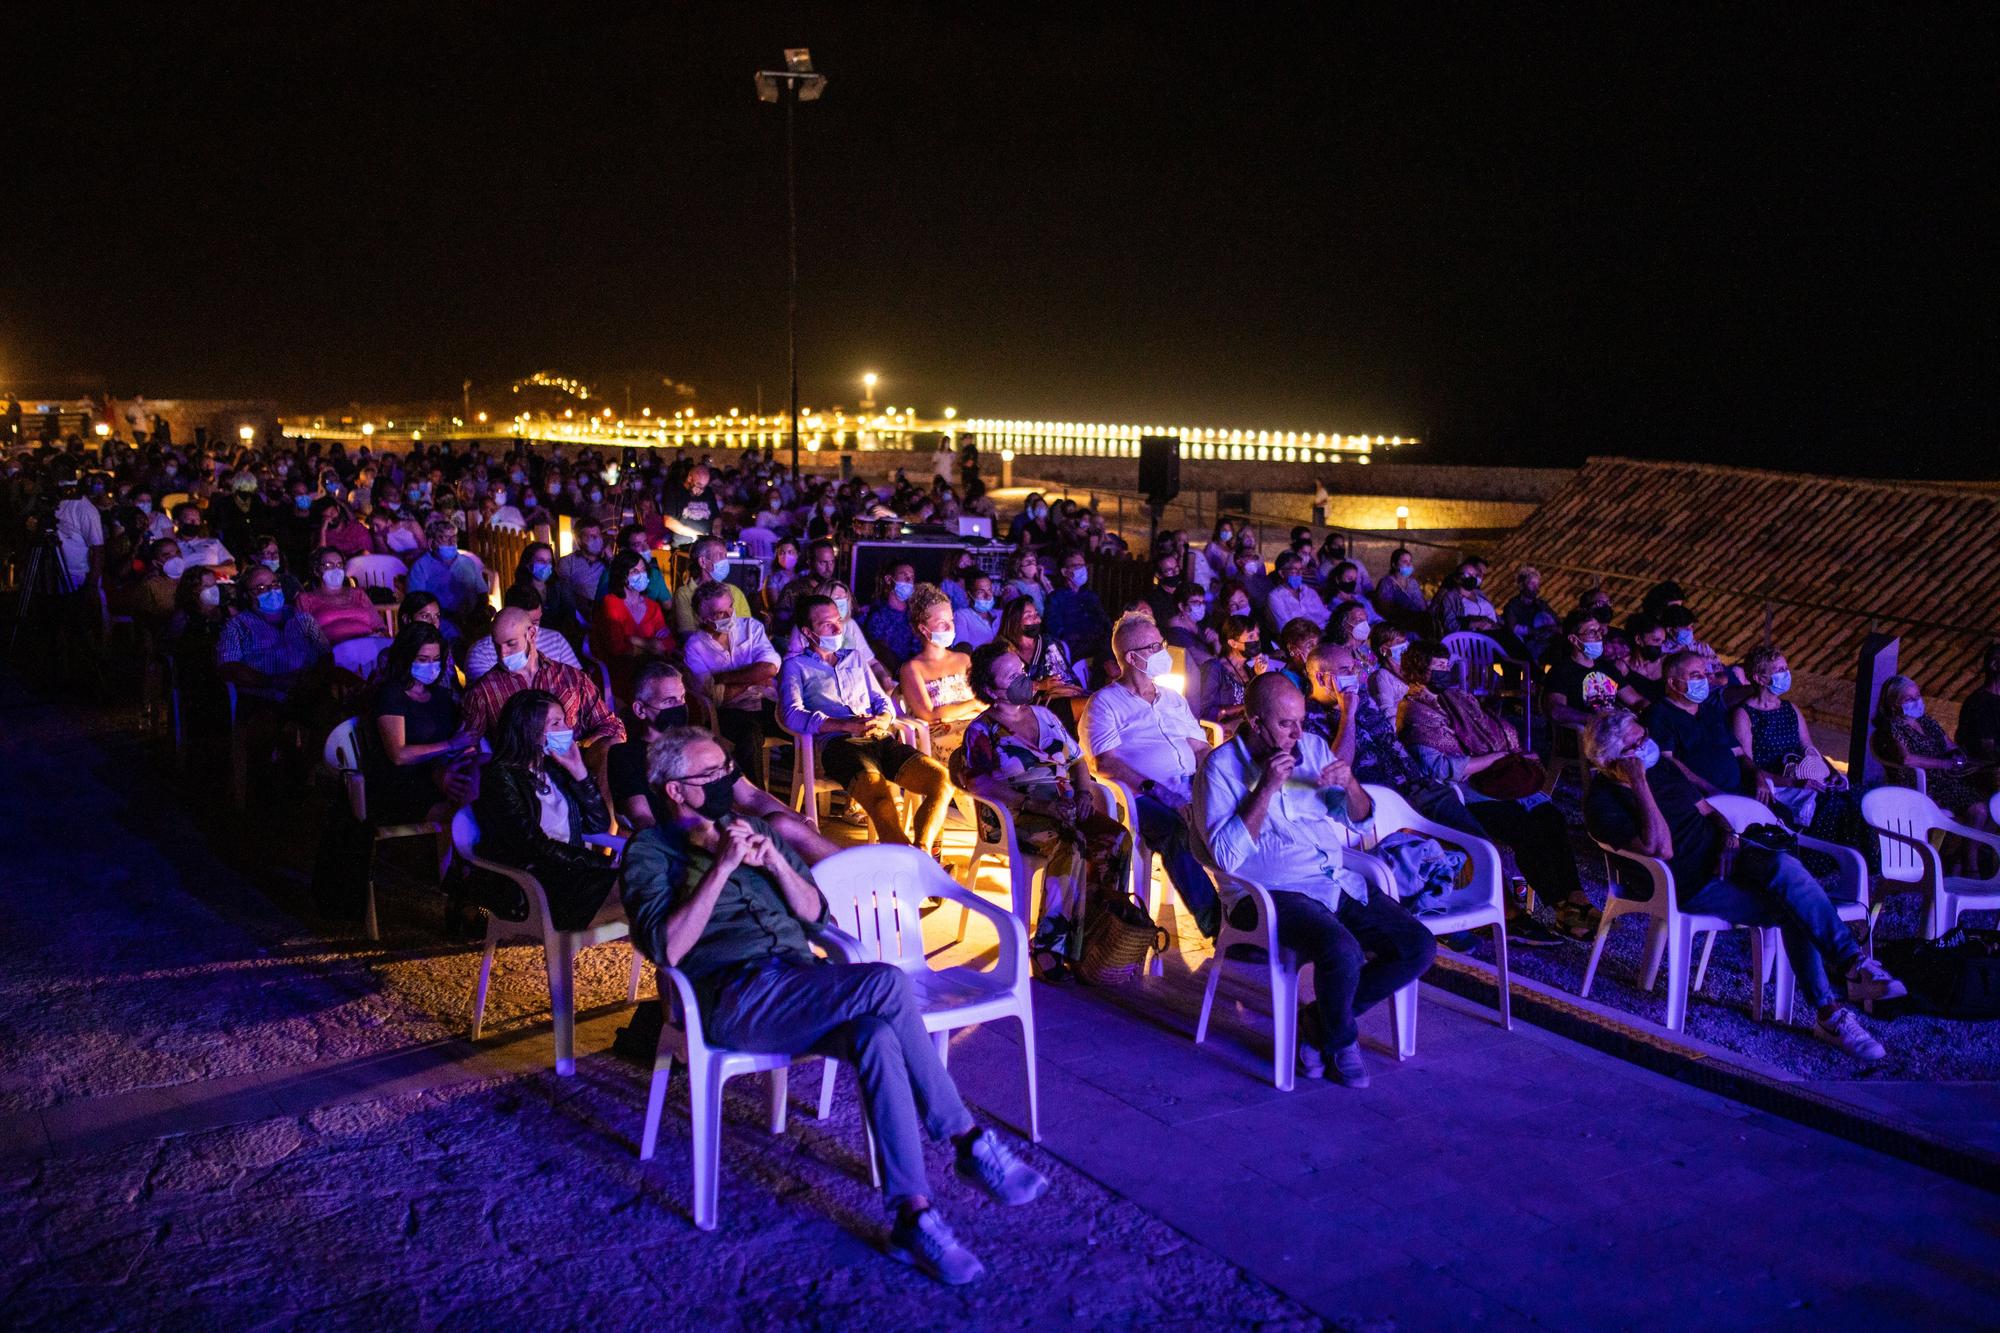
[3,671,1998,1330]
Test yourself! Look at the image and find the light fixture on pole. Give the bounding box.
[755,48,827,483]
[861,371,878,409]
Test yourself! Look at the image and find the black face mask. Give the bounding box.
[1428,669,1455,691]
[1336,578,1358,593]
[1635,642,1662,662]
[688,769,736,821]
[640,703,688,732]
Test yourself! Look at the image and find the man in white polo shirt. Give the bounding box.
[1080,612,1221,938]
[683,578,783,775]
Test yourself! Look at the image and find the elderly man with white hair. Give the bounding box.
[1081,612,1222,938]
[1580,707,1905,1061]
[619,725,1048,1286]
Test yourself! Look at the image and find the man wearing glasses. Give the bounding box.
[605,660,837,863]
[620,726,1049,1285]
[1080,612,1222,938]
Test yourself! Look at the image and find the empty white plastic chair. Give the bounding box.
[322,717,451,940]
[344,553,409,591]
[1442,630,1530,736]
[331,634,393,680]
[736,526,779,561]
[451,807,641,1075]
[1093,773,1176,976]
[1348,784,1512,1056]
[1863,786,2000,938]
[811,845,1039,1141]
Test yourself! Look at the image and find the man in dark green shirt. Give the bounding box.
[620,727,1048,1286]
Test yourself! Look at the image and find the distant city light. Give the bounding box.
[94,422,112,438]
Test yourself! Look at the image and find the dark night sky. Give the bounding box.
[6,5,1992,478]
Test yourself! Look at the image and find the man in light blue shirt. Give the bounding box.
[779,593,952,848]
[1193,673,1435,1087]
[406,517,489,641]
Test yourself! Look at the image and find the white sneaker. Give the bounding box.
[1813,1006,1886,1062]
[1844,957,1907,1003]
[954,1129,1049,1206]
[887,1208,985,1285]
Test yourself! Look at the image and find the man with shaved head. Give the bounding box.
[1192,672,1436,1087]
[458,606,625,758]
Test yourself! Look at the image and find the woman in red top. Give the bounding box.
[592,550,675,702]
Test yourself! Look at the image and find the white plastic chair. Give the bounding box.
[322,718,451,940]
[1094,774,1177,976]
[1862,786,2000,938]
[1442,630,1530,735]
[811,846,1039,1142]
[1346,784,1512,1056]
[451,807,641,1075]
[1707,793,1869,1022]
[951,778,1119,943]
[344,553,408,591]
[331,634,393,680]
[736,526,779,561]
[1192,850,1390,1091]
[639,962,795,1231]
[1583,824,1778,1032]
[781,719,849,830]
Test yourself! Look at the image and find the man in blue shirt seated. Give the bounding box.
[621,726,1047,1285]
[1647,651,1763,799]
[779,594,953,852]
[1192,673,1437,1088]
[1043,547,1111,674]
[405,516,489,642]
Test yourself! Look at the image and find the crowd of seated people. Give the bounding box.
[19,428,1998,1275]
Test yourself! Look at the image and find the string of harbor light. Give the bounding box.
[285,406,1416,464]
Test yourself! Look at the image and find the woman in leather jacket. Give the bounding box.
[470,688,619,930]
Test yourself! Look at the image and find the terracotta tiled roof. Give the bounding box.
[1489,457,2000,735]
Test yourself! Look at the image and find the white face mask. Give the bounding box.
[1141,648,1173,679]
[320,568,346,590]
[161,556,187,579]
[198,584,221,608]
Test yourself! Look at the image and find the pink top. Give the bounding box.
[321,515,373,560]
[299,586,385,644]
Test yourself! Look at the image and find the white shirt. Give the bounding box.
[1081,680,1206,802]
[683,617,782,709]
[1193,730,1368,911]
[54,498,103,592]
[1266,584,1330,633]
[463,627,583,680]
[536,777,573,843]
[176,535,235,569]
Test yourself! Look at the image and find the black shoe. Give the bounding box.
[1505,910,1566,948]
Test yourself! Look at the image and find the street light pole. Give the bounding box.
[756,49,826,485]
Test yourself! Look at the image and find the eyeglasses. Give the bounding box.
[680,763,738,787]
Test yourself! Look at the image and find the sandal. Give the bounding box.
[1553,900,1600,942]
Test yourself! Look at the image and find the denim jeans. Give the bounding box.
[1683,850,1862,1010]
[707,958,975,1206]
[1135,792,1221,938]
[1230,885,1438,1051]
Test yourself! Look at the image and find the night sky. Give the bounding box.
[7,6,1991,478]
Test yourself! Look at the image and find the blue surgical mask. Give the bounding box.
[892,580,915,601]
[436,545,458,563]
[530,561,553,581]
[255,588,285,614]
[972,596,995,613]
[1396,561,1414,577]
[1068,567,1089,589]
[1285,574,1304,590]
[411,659,444,685]
[502,649,531,674]
[625,570,650,592]
[543,728,575,756]
[1901,699,1925,719]
[1669,628,1695,649]
[832,594,851,617]
[711,558,732,580]
[260,557,281,573]
[1682,676,1710,704]
[1635,738,1662,771]
[1580,640,1604,660]
[136,500,151,514]
[1768,670,1791,695]
[1386,642,1407,664]
[294,495,312,510]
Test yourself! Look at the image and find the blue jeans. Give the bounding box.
[1136,793,1221,938]
[1683,851,1862,1010]
[707,958,975,1207]
[1231,885,1438,1052]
